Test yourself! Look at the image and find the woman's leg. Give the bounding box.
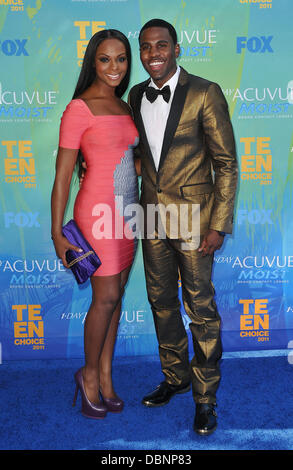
[82,266,131,404]
[99,266,131,398]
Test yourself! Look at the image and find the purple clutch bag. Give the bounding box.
[62,219,101,284]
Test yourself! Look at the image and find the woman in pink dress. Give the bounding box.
[51,30,139,419]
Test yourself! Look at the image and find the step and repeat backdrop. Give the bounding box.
[0,0,292,360]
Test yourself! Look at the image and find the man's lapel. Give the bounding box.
[133,68,190,173]
[158,67,189,171]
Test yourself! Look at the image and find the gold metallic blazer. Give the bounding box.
[128,67,238,239]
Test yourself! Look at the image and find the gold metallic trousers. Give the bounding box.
[142,235,222,404]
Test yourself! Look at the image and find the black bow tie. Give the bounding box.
[145,85,171,103]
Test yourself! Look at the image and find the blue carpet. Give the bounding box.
[0,350,292,451]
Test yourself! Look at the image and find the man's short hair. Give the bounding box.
[139,19,178,45]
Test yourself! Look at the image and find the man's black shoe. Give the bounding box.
[193,403,217,436]
[142,381,191,407]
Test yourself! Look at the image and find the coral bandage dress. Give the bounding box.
[59,99,139,276]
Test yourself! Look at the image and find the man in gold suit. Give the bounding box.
[128,19,238,435]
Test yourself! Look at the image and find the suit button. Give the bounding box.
[157,188,162,193]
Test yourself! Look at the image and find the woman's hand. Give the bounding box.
[134,157,141,176]
[52,234,82,269]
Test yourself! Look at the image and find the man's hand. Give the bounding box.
[198,229,224,256]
